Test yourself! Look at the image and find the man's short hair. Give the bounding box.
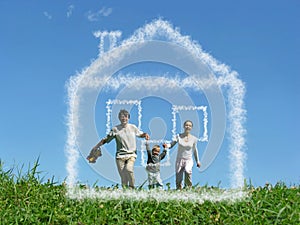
[118,109,130,119]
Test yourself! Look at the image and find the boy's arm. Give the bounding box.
[162,140,177,149]
[145,141,150,152]
[159,148,167,160]
[145,142,152,156]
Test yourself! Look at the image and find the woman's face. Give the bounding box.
[184,121,193,133]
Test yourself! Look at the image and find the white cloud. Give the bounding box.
[86,6,112,22]
[66,19,247,191]
[43,11,52,20]
[67,5,75,18]
[99,7,112,17]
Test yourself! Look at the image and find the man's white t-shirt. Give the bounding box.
[106,124,143,159]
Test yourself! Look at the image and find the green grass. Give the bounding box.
[0,161,299,224]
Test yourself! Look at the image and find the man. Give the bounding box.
[88,109,150,188]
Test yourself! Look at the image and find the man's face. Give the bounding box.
[119,113,129,125]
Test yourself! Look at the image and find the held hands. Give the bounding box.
[162,143,171,149]
[145,133,150,140]
[196,161,201,168]
[141,133,150,140]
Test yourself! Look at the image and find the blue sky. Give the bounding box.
[0,0,299,188]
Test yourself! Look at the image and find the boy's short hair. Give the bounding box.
[118,109,130,119]
[152,145,160,152]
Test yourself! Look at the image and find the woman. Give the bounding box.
[164,120,201,189]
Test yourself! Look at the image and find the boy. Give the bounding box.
[145,142,167,189]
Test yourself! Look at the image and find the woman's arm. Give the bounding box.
[163,135,178,149]
[193,140,201,168]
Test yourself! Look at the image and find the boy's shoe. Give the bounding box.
[155,183,163,189]
[148,184,155,189]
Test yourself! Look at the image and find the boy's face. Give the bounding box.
[152,147,160,156]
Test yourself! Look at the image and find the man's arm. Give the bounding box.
[140,132,150,140]
[93,128,116,149]
[93,137,108,149]
[87,138,107,163]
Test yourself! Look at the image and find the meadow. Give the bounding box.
[0,161,299,224]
